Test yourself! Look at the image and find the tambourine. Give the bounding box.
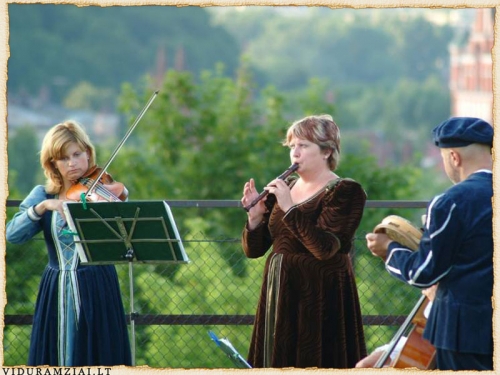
[373,215,423,251]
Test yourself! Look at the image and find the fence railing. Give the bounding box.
[4,199,428,368]
[7,199,429,209]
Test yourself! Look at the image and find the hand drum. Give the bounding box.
[374,215,423,251]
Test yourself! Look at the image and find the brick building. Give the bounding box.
[449,8,494,124]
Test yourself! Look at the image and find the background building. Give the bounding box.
[449,8,494,124]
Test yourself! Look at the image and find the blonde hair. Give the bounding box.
[283,114,341,170]
[40,120,96,194]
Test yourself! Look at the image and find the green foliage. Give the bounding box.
[333,75,450,164]
[295,78,336,118]
[7,125,41,197]
[8,5,240,103]
[3,326,31,364]
[211,8,454,91]
[64,81,116,111]
[5,240,46,314]
[9,6,454,166]
[388,16,454,81]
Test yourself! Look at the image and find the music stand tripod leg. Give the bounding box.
[126,248,137,366]
[117,217,137,367]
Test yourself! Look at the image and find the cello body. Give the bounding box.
[374,295,436,369]
[391,297,436,369]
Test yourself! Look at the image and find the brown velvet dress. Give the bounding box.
[242,177,367,368]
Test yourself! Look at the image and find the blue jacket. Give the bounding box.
[385,170,493,355]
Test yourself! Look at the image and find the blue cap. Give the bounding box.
[432,117,493,148]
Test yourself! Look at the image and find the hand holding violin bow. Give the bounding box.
[66,165,128,203]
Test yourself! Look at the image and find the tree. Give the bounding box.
[394,16,453,82]
[8,5,241,103]
[7,125,41,196]
[63,81,116,111]
[212,8,456,91]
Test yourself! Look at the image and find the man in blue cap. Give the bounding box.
[366,117,493,370]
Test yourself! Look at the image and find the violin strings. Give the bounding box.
[82,178,121,202]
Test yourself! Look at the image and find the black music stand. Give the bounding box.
[63,200,189,366]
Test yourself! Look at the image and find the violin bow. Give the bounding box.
[83,90,159,201]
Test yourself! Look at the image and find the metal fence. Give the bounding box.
[3,199,427,368]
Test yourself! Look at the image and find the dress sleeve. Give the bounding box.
[241,178,292,259]
[241,219,273,259]
[242,192,276,259]
[282,178,366,260]
[6,185,47,244]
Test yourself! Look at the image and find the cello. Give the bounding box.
[372,215,436,369]
[374,294,436,369]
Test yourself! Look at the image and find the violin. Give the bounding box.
[66,165,128,202]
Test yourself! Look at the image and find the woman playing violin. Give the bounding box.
[6,120,132,366]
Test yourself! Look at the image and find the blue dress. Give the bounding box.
[6,185,132,366]
[383,170,493,366]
